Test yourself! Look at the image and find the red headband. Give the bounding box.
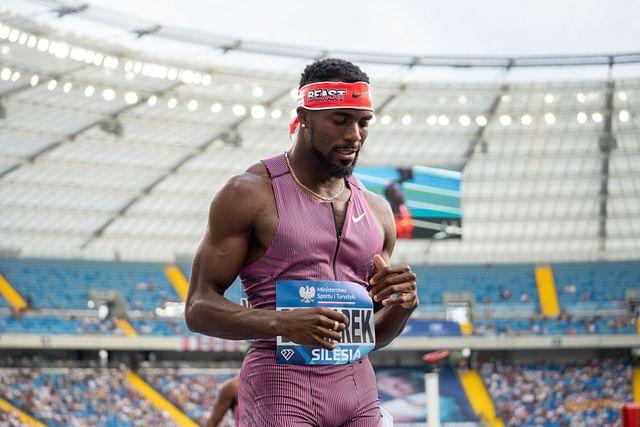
[289,81,374,137]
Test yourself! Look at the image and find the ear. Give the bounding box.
[297,108,308,128]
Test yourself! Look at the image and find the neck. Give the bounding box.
[285,151,345,202]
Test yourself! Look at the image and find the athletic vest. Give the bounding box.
[239,153,383,348]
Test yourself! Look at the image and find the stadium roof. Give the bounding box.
[4,0,640,81]
[0,1,638,264]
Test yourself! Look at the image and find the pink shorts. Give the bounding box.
[238,347,381,427]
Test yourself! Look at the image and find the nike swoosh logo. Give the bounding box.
[352,92,368,99]
[352,213,366,223]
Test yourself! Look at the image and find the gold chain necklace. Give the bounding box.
[284,151,345,202]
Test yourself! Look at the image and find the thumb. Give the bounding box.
[373,254,387,270]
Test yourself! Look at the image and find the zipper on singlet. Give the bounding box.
[330,203,342,280]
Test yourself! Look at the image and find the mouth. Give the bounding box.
[334,147,359,161]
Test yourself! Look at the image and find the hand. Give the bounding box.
[368,254,418,309]
[275,307,349,350]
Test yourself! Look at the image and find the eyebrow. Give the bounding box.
[332,111,374,120]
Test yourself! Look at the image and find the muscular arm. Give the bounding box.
[185,166,347,347]
[365,192,419,350]
[185,171,281,340]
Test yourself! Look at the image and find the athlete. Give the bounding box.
[206,375,240,427]
[186,58,418,426]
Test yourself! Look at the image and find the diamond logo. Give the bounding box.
[280,349,295,361]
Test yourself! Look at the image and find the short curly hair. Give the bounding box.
[298,58,370,88]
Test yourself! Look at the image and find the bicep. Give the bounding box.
[188,177,261,300]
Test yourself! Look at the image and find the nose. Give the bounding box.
[344,121,362,143]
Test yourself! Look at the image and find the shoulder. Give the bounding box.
[362,189,393,223]
[207,162,272,226]
[213,162,271,205]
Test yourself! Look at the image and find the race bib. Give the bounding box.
[276,280,376,365]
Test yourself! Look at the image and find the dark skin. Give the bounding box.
[185,106,418,350]
[206,376,239,427]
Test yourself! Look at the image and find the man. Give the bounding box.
[206,375,240,427]
[186,58,418,426]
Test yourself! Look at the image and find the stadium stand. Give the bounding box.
[0,5,638,427]
[480,359,633,427]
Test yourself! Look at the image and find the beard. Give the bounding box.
[307,128,359,178]
[309,144,359,178]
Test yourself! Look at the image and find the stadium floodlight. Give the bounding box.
[619,110,630,122]
[438,115,450,126]
[577,112,588,124]
[380,115,392,125]
[459,115,471,127]
[401,114,412,125]
[544,94,555,104]
[10,71,19,82]
[427,115,438,126]
[0,67,11,81]
[102,88,115,101]
[521,114,533,126]
[577,92,586,103]
[187,99,198,111]
[270,108,282,119]
[167,97,177,109]
[475,115,488,127]
[124,91,138,105]
[499,114,512,126]
[147,95,157,106]
[592,112,603,123]
[232,104,246,116]
[47,79,57,90]
[62,82,72,93]
[37,38,49,52]
[252,86,264,98]
[210,102,222,113]
[544,113,556,125]
[251,105,265,119]
[84,85,95,97]
[458,95,467,105]
[30,75,38,86]
[618,91,628,101]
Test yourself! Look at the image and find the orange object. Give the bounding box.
[395,205,414,239]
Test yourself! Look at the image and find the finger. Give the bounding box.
[323,328,343,342]
[381,292,417,307]
[373,254,387,270]
[315,334,338,350]
[370,273,417,298]
[317,308,349,326]
[371,275,417,295]
[370,264,413,285]
[370,271,416,290]
[372,281,417,303]
[369,255,387,285]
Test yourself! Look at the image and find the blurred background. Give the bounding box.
[0,1,639,426]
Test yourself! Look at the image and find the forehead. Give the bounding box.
[313,108,374,119]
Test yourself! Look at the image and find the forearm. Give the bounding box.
[185,290,279,340]
[374,303,417,349]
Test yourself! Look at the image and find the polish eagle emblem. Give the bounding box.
[299,285,316,303]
